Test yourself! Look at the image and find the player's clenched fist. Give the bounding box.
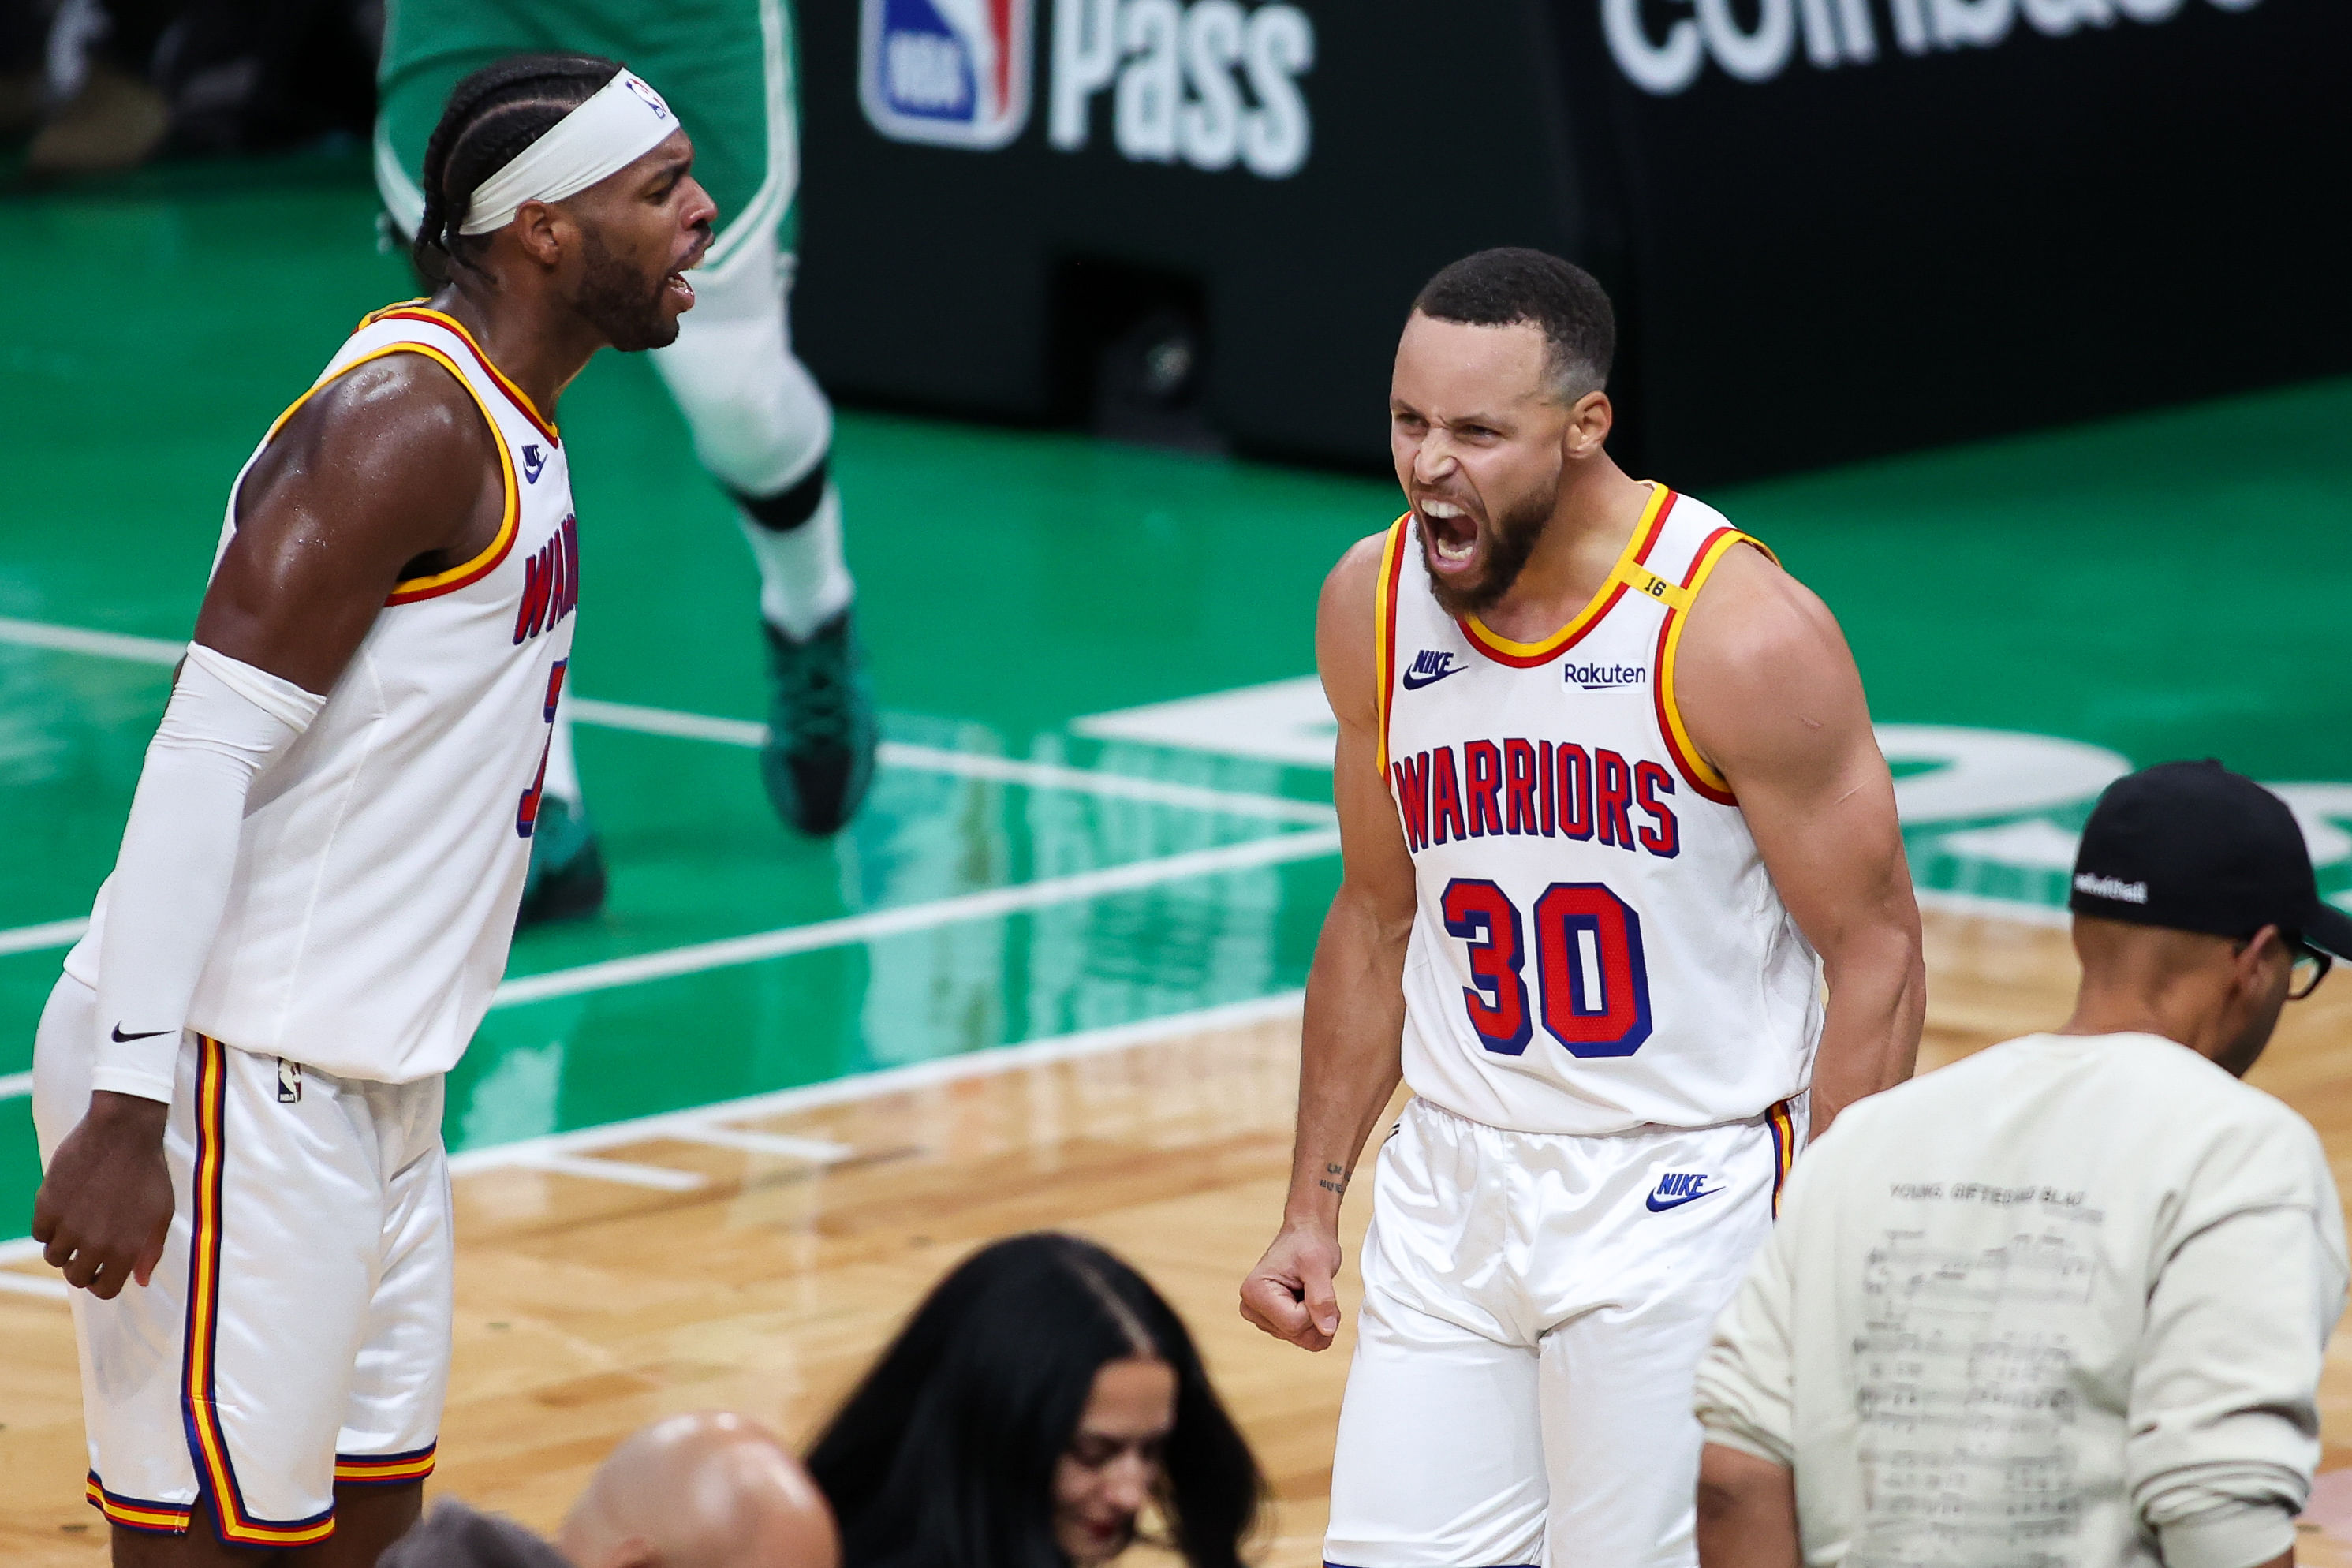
[32,1091,173,1300]
[1240,1222,1344,1351]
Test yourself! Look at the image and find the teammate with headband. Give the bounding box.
[380,5,882,926]
[30,57,711,1565]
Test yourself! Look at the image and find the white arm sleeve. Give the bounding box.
[91,644,324,1102]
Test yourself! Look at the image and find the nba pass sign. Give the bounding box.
[861,0,1036,148]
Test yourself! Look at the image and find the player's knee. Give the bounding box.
[662,345,834,498]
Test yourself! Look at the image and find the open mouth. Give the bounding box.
[1418,498,1480,573]
[665,232,711,308]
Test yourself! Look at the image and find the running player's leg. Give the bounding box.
[1326,1100,1547,1568]
[651,226,875,837]
[1533,1116,1790,1568]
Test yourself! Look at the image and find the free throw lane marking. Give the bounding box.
[0,617,1333,823]
[447,991,1308,1183]
[491,828,1341,1007]
[0,836,1338,1102]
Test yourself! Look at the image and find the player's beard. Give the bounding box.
[1424,486,1555,621]
[573,229,680,353]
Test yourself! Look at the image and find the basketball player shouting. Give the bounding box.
[29,57,712,1564]
[1240,249,1925,1568]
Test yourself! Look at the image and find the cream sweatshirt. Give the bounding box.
[1696,1032,2347,1568]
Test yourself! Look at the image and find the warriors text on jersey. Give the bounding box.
[65,303,580,1083]
[1378,483,1821,1135]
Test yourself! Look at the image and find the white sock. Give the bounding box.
[740,484,856,640]
[543,685,584,808]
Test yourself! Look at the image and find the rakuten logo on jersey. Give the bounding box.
[1050,0,1316,177]
[1604,0,2261,95]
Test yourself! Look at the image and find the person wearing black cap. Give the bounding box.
[1689,760,2351,1568]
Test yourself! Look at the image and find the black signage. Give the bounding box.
[797,0,2350,483]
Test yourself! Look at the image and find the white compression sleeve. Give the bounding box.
[91,644,324,1102]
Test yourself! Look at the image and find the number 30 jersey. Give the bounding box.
[65,303,579,1084]
[1377,483,1822,1136]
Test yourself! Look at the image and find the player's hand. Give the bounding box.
[32,1092,174,1299]
[1240,1220,1344,1351]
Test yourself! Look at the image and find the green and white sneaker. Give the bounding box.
[760,609,878,836]
[516,796,607,928]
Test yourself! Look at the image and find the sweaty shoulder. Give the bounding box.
[1316,524,1400,730]
[241,350,498,550]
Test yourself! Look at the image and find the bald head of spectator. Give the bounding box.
[557,1412,840,1568]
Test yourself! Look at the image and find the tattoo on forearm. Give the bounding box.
[1318,1161,1348,1197]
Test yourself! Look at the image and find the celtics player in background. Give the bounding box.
[375,0,874,924]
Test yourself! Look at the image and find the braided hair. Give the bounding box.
[415,53,622,278]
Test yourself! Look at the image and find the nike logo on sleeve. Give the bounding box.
[110,1024,173,1043]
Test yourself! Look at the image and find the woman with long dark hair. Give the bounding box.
[808,1232,1264,1568]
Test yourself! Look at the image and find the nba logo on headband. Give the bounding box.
[623,76,671,120]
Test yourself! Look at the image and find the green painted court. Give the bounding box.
[5,150,2351,1245]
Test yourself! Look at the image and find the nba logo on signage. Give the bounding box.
[860,0,1035,148]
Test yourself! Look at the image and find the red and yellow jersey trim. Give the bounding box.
[363,302,559,446]
[1766,1097,1799,1218]
[184,1036,340,1547]
[1458,483,1678,668]
[1652,525,1779,808]
[1373,513,1409,775]
[84,1475,194,1535]
[335,1444,439,1485]
[245,340,523,608]
[382,358,520,604]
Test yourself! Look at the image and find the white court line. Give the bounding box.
[490,827,1341,1009]
[448,989,1305,1181]
[1913,887,2070,929]
[0,995,1306,1249]
[0,618,1332,826]
[0,918,88,958]
[0,835,1335,1104]
[0,616,181,665]
[0,1235,71,1301]
[569,699,1331,825]
[663,1126,853,1162]
[506,1152,708,1191]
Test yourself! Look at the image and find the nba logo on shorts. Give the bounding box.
[860,0,1034,149]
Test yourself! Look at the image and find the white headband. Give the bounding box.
[459,68,677,236]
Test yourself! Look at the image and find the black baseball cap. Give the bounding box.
[2070,760,2352,958]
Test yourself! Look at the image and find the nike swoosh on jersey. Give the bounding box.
[1645,1185,1719,1212]
[110,1024,173,1042]
[1400,662,1464,691]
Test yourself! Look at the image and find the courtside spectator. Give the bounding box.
[1693,762,2351,1568]
[808,1233,1263,1568]
[379,1411,837,1568]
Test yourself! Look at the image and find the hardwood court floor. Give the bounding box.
[8,908,2352,1567]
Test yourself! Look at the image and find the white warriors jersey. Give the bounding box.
[1378,483,1822,1136]
[66,303,581,1083]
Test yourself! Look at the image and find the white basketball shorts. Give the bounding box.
[1325,1094,1803,1568]
[32,974,452,1546]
